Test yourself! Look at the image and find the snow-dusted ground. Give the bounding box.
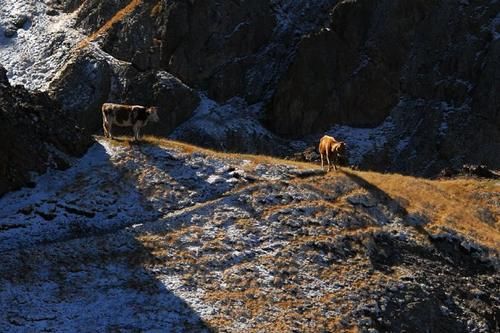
[0,138,497,332]
[171,95,269,144]
[0,0,83,90]
[326,118,396,166]
[0,138,339,331]
[0,139,252,331]
[170,94,289,154]
[0,139,250,252]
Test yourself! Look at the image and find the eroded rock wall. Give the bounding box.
[266,0,500,174]
[0,64,91,196]
[47,0,337,134]
[268,0,499,136]
[26,0,500,174]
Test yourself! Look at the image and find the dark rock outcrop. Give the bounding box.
[49,49,113,132]
[0,64,91,196]
[438,164,499,179]
[268,0,499,136]
[266,0,500,174]
[49,49,200,134]
[48,0,337,137]
[42,0,500,175]
[157,0,276,102]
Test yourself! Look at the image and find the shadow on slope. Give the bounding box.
[0,230,213,332]
[339,170,498,332]
[1,138,497,332]
[0,139,222,331]
[340,170,495,274]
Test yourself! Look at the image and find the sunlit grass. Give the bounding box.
[141,135,322,170]
[100,134,499,250]
[343,170,500,249]
[76,0,144,49]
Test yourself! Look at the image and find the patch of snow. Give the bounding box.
[0,256,210,332]
[158,274,217,319]
[170,94,282,153]
[326,117,395,165]
[0,138,251,252]
[0,0,85,90]
[156,70,190,90]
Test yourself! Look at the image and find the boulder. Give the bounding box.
[49,49,199,136]
[0,64,91,196]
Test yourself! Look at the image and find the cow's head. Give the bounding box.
[147,107,160,122]
[333,141,348,164]
[332,141,346,154]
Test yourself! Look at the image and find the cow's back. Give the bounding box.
[319,135,331,153]
[102,103,147,126]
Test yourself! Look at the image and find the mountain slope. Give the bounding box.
[0,137,498,332]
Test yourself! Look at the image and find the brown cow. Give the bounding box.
[318,135,346,172]
[102,103,160,141]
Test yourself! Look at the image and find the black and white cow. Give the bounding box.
[102,103,160,141]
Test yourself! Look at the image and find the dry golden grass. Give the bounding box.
[338,170,500,250]
[141,135,321,170]
[150,0,162,17]
[98,134,324,171]
[104,135,499,250]
[76,0,144,49]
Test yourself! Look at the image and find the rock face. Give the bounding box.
[268,0,500,135]
[170,97,292,155]
[156,0,275,102]
[47,0,337,136]
[49,48,200,134]
[266,0,500,174]
[2,0,499,175]
[0,64,91,197]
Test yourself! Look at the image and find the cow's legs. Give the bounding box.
[326,152,331,172]
[320,153,324,170]
[104,121,112,138]
[333,150,340,171]
[133,123,141,141]
[108,124,114,139]
[103,119,113,139]
[102,118,108,137]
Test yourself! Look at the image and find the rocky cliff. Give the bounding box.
[45,0,337,154]
[268,0,500,176]
[1,0,499,176]
[0,64,91,197]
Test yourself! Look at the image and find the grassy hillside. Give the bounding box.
[0,136,498,332]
